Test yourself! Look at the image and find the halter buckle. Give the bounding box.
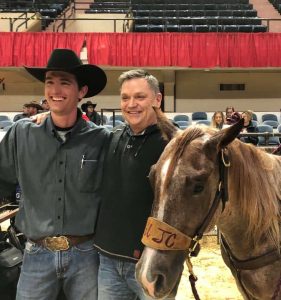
[189,236,201,257]
[221,149,231,167]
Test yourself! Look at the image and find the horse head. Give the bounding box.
[136,115,244,299]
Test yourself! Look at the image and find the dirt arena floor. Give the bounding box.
[176,236,243,300]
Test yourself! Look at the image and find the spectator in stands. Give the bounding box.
[13,103,29,121]
[225,106,235,118]
[40,98,50,111]
[81,100,101,125]
[0,48,108,300]
[211,111,225,129]
[240,110,258,145]
[25,101,43,117]
[94,69,177,300]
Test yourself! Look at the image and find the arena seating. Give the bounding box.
[0,0,70,29]
[85,1,130,14]
[131,0,267,33]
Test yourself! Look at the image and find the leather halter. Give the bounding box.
[221,235,281,271]
[188,149,229,256]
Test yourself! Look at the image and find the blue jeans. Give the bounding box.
[16,239,99,300]
[98,254,175,300]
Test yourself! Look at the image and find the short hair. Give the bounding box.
[118,69,160,94]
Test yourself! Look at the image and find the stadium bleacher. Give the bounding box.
[85,1,130,14]
[0,0,71,29]
[130,0,267,32]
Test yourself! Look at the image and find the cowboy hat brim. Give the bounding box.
[24,64,107,98]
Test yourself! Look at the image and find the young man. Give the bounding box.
[0,49,109,300]
[94,69,177,300]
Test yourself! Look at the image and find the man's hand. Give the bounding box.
[30,111,50,125]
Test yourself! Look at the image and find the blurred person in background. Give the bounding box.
[13,104,29,121]
[240,110,258,145]
[81,101,101,125]
[211,111,225,129]
[40,99,50,111]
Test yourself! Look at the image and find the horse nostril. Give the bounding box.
[154,273,167,296]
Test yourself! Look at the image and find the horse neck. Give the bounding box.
[217,206,270,260]
[217,146,281,260]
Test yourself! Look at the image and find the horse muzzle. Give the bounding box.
[136,247,184,299]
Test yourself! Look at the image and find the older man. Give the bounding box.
[94,69,177,300]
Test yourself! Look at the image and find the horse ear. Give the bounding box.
[204,118,244,153]
[153,107,179,141]
[218,118,244,149]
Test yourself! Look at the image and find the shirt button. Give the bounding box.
[59,161,63,165]
[58,198,61,201]
[57,216,61,219]
[59,179,62,183]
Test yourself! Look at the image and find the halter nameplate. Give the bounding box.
[141,217,192,251]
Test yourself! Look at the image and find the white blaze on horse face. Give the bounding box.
[140,247,158,298]
[156,157,173,221]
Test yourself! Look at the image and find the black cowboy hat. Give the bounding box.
[81,101,97,113]
[24,49,107,98]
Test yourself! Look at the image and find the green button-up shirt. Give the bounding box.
[0,112,110,239]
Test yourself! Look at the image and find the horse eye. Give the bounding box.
[193,184,204,194]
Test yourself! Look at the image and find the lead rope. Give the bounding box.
[272,271,281,300]
[186,257,201,300]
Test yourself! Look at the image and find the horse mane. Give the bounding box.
[228,141,281,248]
[163,125,281,248]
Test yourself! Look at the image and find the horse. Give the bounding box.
[136,109,281,300]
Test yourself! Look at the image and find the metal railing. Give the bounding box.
[1,0,281,33]
[239,132,281,146]
[3,16,281,32]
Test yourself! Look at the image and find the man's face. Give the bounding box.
[29,106,38,116]
[44,71,87,117]
[42,101,50,111]
[120,78,162,134]
[87,105,94,112]
[23,106,28,114]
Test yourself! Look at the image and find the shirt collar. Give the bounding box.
[46,109,86,141]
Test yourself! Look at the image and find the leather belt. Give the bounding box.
[30,234,94,251]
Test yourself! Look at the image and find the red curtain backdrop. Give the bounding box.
[0,32,14,66]
[2,32,281,67]
[0,32,85,67]
[86,32,281,68]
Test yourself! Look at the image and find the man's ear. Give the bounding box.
[79,86,88,101]
[154,92,162,108]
